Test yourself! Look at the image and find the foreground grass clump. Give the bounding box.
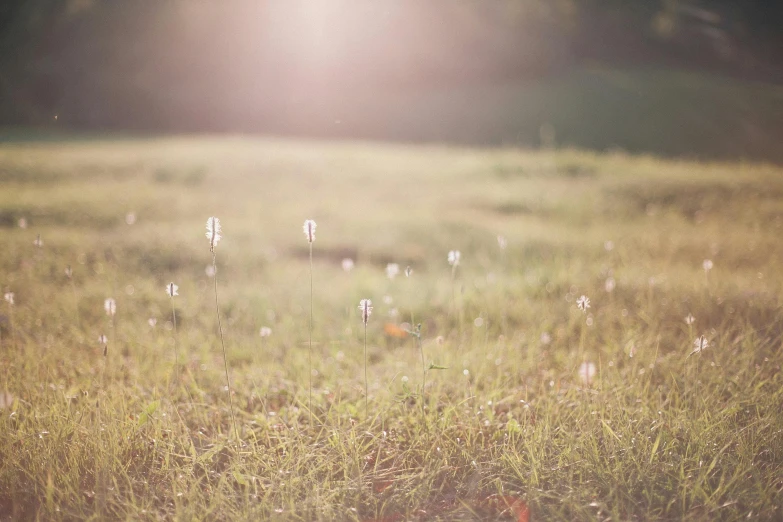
[0,137,782,520]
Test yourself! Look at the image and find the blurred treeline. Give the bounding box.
[1,0,782,161]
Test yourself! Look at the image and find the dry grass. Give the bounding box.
[0,136,782,520]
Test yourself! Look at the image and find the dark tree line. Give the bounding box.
[0,0,781,132]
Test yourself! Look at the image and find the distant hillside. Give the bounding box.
[5,67,782,164]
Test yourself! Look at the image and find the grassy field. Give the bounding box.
[0,136,782,520]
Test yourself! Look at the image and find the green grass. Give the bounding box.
[0,136,782,520]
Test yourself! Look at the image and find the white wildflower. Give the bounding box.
[166,282,179,297]
[342,258,354,272]
[497,235,507,250]
[358,299,373,325]
[578,361,596,385]
[205,216,222,251]
[259,326,272,337]
[3,292,14,305]
[605,277,615,293]
[703,259,713,271]
[386,263,399,279]
[576,295,590,313]
[689,335,709,357]
[685,314,695,325]
[303,219,316,243]
[104,298,116,316]
[448,250,461,267]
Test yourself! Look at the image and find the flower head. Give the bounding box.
[205,264,216,277]
[689,335,709,357]
[576,295,590,313]
[358,299,373,325]
[98,334,108,345]
[448,250,461,267]
[65,265,73,278]
[685,314,695,325]
[578,361,597,385]
[303,219,316,243]
[405,266,413,278]
[33,234,43,248]
[18,217,27,229]
[342,258,354,272]
[104,298,116,316]
[703,259,713,271]
[386,263,399,279]
[3,292,14,305]
[148,318,157,328]
[259,326,272,337]
[166,282,179,297]
[205,217,222,252]
[604,277,615,293]
[497,235,507,250]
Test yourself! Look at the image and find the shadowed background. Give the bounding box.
[1,0,783,161]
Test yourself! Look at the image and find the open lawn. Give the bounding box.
[0,136,782,520]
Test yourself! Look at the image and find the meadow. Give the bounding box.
[0,136,782,520]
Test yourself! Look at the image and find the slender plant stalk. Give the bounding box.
[364,322,368,418]
[170,296,179,392]
[7,302,16,351]
[417,327,427,425]
[308,242,313,425]
[212,252,239,441]
[69,276,81,331]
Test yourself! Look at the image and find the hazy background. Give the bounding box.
[2,0,783,161]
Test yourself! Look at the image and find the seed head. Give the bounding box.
[166,282,179,297]
[578,361,597,385]
[3,292,14,305]
[448,250,461,267]
[303,219,317,243]
[205,217,222,252]
[576,295,590,313]
[689,335,709,357]
[358,299,373,325]
[386,263,399,279]
[104,298,116,316]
